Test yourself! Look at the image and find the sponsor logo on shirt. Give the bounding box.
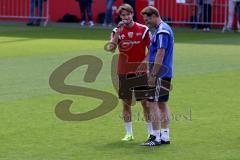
[136,33,142,36]
[122,41,141,45]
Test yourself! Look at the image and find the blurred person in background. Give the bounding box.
[27,0,46,26]
[223,0,240,32]
[76,0,94,27]
[202,0,214,32]
[123,0,137,21]
[194,0,214,31]
[194,0,203,29]
[103,0,116,27]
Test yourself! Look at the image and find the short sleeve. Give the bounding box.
[157,33,169,49]
[111,27,120,43]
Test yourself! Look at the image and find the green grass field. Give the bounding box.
[0,25,240,160]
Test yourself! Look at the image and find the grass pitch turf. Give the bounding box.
[0,26,240,160]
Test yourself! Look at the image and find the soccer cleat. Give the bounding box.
[146,134,155,141]
[141,135,161,146]
[142,140,161,146]
[121,134,134,141]
[161,140,170,144]
[160,132,170,144]
[146,134,151,139]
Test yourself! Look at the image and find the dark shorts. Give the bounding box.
[147,78,172,102]
[118,73,149,101]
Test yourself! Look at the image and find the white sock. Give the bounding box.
[161,128,170,141]
[125,122,133,135]
[153,130,161,142]
[146,122,153,135]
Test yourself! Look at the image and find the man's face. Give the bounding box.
[120,10,133,24]
[142,14,155,28]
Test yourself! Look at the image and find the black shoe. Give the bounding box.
[26,22,40,26]
[141,134,155,145]
[142,140,161,146]
[147,134,155,141]
[26,22,34,26]
[161,140,170,144]
[141,135,161,146]
[160,132,170,144]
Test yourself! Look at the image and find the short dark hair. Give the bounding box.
[117,4,134,15]
[141,6,160,17]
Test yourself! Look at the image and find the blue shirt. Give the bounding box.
[148,22,174,78]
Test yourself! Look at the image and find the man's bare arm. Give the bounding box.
[147,48,165,86]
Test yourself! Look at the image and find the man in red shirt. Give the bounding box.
[106,4,152,141]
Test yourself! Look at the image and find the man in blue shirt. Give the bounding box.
[140,6,174,146]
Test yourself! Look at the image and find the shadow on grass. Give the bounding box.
[0,26,111,41]
[0,38,36,44]
[101,140,171,154]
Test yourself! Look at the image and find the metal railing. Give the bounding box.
[154,0,228,28]
[0,0,49,26]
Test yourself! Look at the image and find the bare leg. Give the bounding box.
[122,99,132,122]
[158,102,170,129]
[147,101,161,141]
[121,99,134,140]
[141,100,153,135]
[159,102,170,142]
[141,100,151,122]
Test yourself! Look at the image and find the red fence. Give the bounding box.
[49,0,148,23]
[0,0,233,28]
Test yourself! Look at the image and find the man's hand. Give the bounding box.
[136,61,147,77]
[116,21,125,34]
[108,43,117,53]
[104,21,124,53]
[115,27,123,36]
[104,42,117,53]
[148,75,157,87]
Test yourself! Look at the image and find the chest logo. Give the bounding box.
[128,32,134,38]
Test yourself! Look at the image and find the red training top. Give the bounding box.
[111,22,151,75]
